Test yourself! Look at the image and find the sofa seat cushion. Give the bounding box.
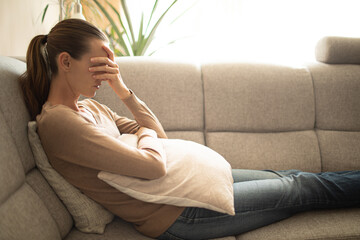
[0,184,61,240]
[65,217,152,240]
[65,217,236,240]
[236,208,360,240]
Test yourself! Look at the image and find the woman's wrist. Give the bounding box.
[111,79,131,99]
[117,88,132,100]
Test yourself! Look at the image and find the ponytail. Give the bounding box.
[19,34,51,120]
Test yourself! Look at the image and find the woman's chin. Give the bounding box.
[82,91,97,98]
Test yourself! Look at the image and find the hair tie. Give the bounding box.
[41,36,52,80]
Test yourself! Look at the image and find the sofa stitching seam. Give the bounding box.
[307,66,323,172]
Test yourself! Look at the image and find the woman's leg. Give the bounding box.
[231,169,283,182]
[158,170,360,240]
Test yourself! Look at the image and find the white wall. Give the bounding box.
[0,0,58,56]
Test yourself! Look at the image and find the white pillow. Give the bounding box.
[98,134,235,215]
[28,121,114,234]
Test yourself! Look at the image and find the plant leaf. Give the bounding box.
[81,0,102,21]
[121,0,136,46]
[145,0,158,35]
[170,0,199,25]
[93,0,131,55]
[141,0,178,55]
[135,13,145,55]
[105,29,125,56]
[105,0,132,48]
[41,4,49,23]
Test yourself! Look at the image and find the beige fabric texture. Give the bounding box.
[202,63,314,132]
[0,56,35,174]
[316,36,360,64]
[65,217,236,240]
[166,131,205,145]
[26,169,73,238]
[27,121,114,234]
[237,209,360,240]
[0,184,61,240]
[98,134,235,215]
[309,64,360,131]
[317,130,360,171]
[0,112,25,205]
[206,131,321,172]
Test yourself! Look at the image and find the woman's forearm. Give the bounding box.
[121,92,168,139]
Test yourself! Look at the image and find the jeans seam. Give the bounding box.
[160,229,185,240]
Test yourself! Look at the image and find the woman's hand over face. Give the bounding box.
[89,45,131,99]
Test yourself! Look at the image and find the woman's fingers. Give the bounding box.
[89,64,119,74]
[92,72,115,80]
[90,56,116,67]
[102,45,115,61]
[89,49,120,77]
[88,45,130,99]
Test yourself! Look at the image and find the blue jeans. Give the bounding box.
[157,169,360,240]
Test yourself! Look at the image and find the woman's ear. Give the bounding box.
[57,52,72,72]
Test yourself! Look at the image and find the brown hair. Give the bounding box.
[19,19,107,120]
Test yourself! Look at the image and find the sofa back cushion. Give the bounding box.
[0,56,73,239]
[309,64,360,171]
[0,109,63,240]
[0,56,34,173]
[202,63,321,172]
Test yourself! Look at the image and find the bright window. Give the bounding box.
[127,0,360,65]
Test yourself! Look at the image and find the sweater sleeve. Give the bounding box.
[109,91,168,139]
[38,107,167,180]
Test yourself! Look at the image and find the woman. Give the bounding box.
[19,19,359,240]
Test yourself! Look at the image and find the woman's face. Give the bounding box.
[68,38,108,98]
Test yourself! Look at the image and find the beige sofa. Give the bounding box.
[0,36,359,240]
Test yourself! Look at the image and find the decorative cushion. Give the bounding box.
[27,121,114,234]
[98,134,235,215]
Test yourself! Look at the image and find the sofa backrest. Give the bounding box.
[201,63,321,172]
[91,38,360,173]
[0,56,73,240]
[309,63,360,171]
[309,36,360,172]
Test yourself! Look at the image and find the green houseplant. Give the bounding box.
[94,0,178,56]
[42,0,191,56]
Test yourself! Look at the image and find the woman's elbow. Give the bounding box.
[148,161,167,180]
[141,148,167,179]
